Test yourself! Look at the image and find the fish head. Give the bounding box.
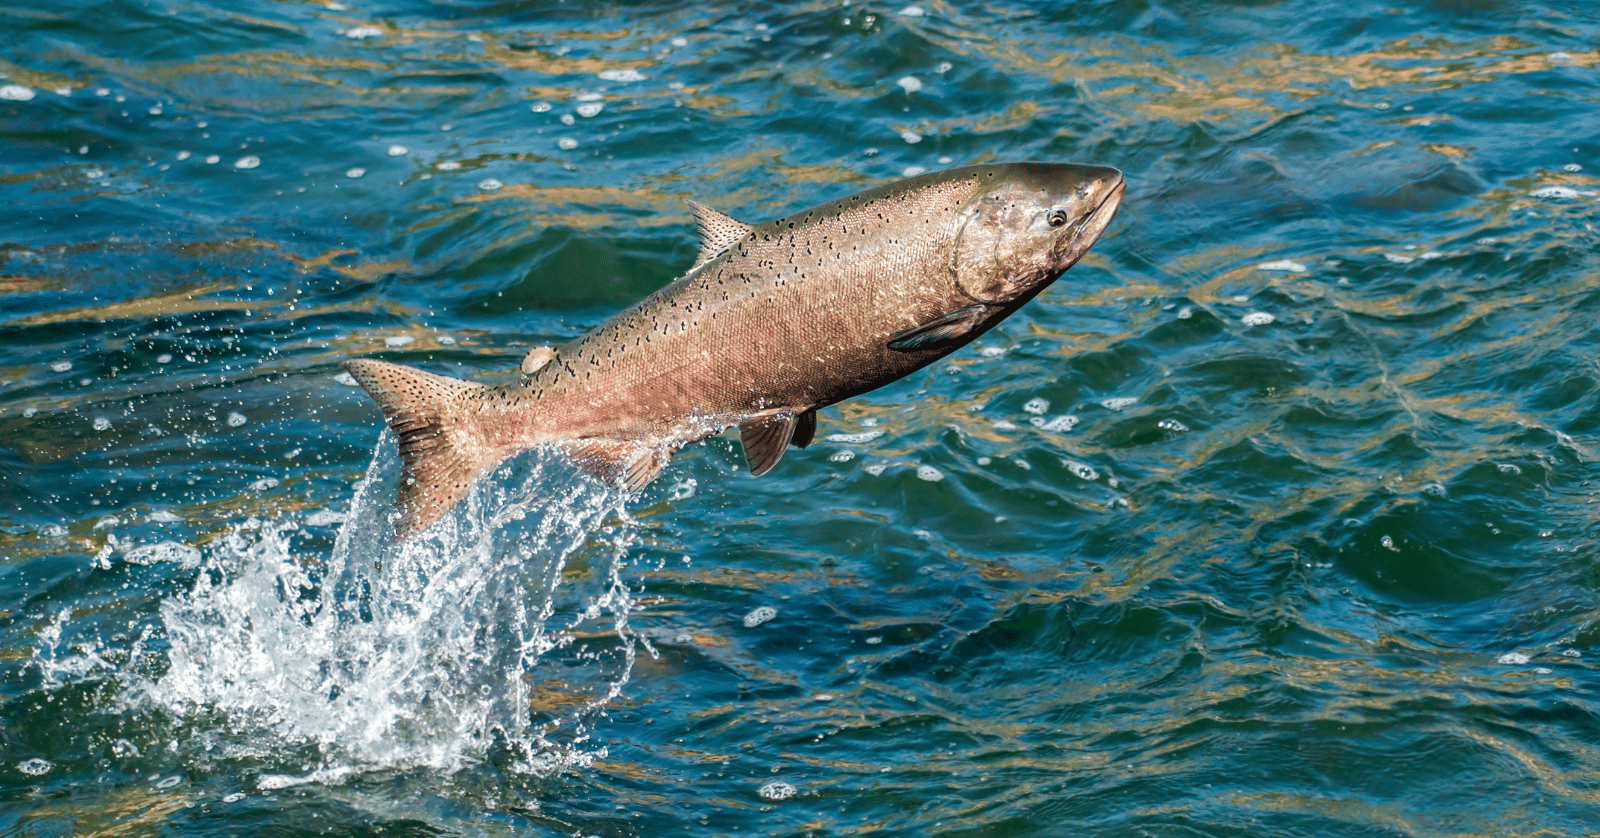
[950,163,1125,304]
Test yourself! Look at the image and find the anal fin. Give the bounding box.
[887,304,991,351]
[566,439,674,493]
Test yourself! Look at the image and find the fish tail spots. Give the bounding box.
[342,358,502,537]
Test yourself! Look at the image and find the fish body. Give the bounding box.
[345,162,1125,535]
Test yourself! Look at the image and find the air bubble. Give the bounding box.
[759,781,796,800]
[18,758,52,776]
[1063,460,1098,481]
[743,606,777,628]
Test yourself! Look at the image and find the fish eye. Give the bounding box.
[1047,210,1068,228]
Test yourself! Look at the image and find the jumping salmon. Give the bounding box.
[344,162,1125,535]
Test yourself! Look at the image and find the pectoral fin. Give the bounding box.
[740,413,796,477]
[887,304,991,351]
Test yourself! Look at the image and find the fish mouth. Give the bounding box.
[1050,173,1125,270]
[1075,175,1125,248]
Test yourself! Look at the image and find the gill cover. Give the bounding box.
[950,183,1058,304]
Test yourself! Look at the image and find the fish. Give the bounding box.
[344,162,1125,536]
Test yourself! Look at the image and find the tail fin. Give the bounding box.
[342,358,502,537]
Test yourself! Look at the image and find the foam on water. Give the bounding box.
[129,437,641,782]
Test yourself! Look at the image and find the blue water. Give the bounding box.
[4,1,1600,835]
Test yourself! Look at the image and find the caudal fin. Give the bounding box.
[342,358,502,537]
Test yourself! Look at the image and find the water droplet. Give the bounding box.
[227,412,247,427]
[387,144,408,156]
[916,465,943,482]
[897,76,922,94]
[345,167,366,178]
[558,137,579,150]
[234,155,260,169]
[204,155,220,164]
[93,417,111,431]
[576,102,604,118]
[50,360,72,373]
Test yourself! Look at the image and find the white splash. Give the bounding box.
[133,441,642,778]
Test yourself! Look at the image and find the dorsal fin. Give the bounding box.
[687,200,752,271]
[740,413,797,477]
